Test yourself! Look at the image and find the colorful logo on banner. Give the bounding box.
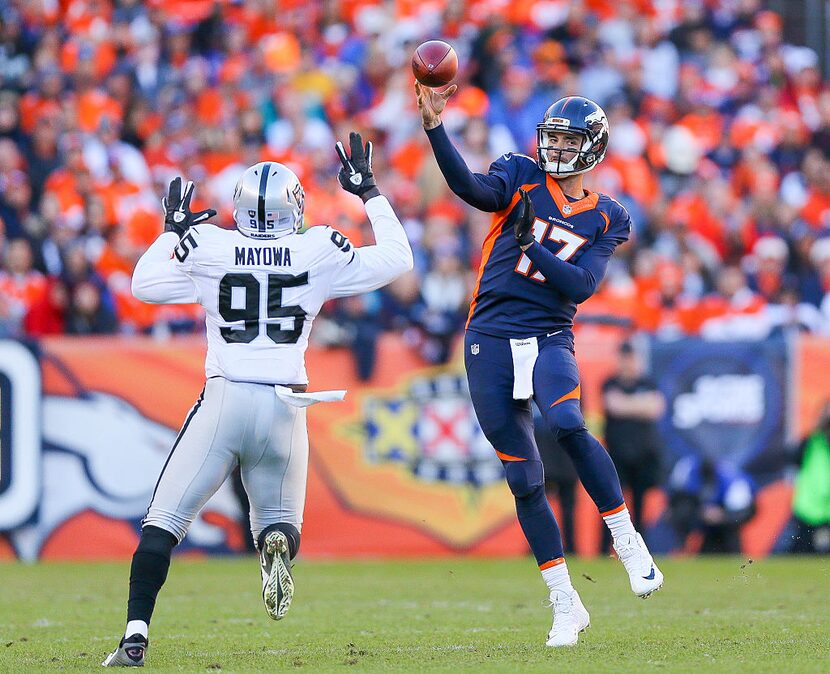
[310,368,516,549]
[650,338,788,474]
[363,373,503,487]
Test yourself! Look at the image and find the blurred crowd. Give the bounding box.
[2,0,830,367]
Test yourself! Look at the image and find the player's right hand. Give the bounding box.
[514,188,536,248]
[415,81,458,130]
[162,177,216,237]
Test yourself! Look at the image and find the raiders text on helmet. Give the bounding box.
[233,162,305,239]
[536,96,610,176]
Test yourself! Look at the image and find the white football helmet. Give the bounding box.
[232,162,305,239]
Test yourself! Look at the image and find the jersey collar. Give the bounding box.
[546,174,599,217]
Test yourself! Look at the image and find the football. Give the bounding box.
[411,40,458,88]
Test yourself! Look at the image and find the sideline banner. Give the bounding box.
[0,331,806,560]
[0,331,623,561]
[0,337,495,559]
[650,337,789,479]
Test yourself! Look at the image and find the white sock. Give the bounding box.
[603,506,636,541]
[125,620,148,639]
[541,560,573,595]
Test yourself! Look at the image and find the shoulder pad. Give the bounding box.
[493,152,531,165]
[326,227,353,255]
[598,193,628,214]
[303,225,355,258]
[186,223,225,243]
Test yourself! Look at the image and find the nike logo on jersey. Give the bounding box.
[235,246,292,266]
[642,567,656,580]
[547,331,562,337]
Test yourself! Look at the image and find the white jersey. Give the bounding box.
[132,196,412,384]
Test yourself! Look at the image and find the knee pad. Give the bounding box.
[257,523,301,559]
[138,525,178,555]
[546,399,585,440]
[504,460,544,499]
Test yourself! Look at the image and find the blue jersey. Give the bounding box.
[425,125,631,339]
[467,153,631,337]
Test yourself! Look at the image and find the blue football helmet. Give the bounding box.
[536,96,610,176]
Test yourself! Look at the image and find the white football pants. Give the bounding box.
[143,376,308,543]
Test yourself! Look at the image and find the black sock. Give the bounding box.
[127,526,178,624]
[257,523,300,559]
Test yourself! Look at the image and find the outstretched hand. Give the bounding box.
[415,81,458,130]
[514,188,536,248]
[162,177,216,237]
[335,131,380,202]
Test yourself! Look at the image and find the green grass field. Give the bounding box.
[1,555,828,673]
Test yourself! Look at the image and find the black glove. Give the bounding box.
[514,188,536,246]
[162,177,216,237]
[336,132,380,201]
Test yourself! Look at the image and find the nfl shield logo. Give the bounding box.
[471,343,480,355]
[562,204,572,214]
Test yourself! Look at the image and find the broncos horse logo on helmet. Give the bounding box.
[233,162,305,239]
[536,96,610,177]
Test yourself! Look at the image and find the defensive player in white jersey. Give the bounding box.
[103,133,413,667]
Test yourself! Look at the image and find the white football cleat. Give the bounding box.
[613,532,664,598]
[260,530,294,620]
[546,589,590,647]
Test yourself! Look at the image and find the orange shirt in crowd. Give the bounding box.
[603,154,661,208]
[633,292,708,335]
[0,271,48,313]
[667,192,728,257]
[60,39,117,80]
[19,94,62,134]
[698,292,766,325]
[95,179,142,227]
[579,283,638,326]
[677,109,724,155]
[799,189,830,230]
[76,90,123,133]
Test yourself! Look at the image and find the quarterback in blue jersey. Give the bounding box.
[416,83,664,647]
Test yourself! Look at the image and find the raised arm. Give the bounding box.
[131,231,199,304]
[327,196,413,297]
[132,177,216,304]
[328,132,413,298]
[415,82,510,212]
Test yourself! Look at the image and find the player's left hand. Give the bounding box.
[514,188,536,248]
[336,132,380,202]
[162,177,217,237]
